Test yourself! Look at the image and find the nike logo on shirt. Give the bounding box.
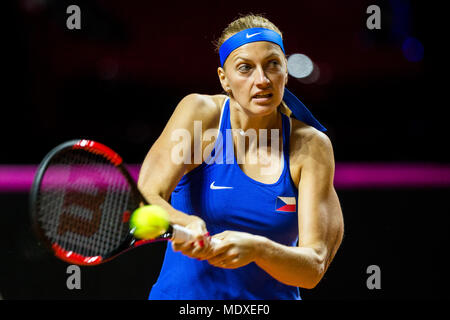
[210,181,233,190]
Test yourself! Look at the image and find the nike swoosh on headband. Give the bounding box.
[246,32,261,38]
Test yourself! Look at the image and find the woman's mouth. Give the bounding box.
[252,93,273,102]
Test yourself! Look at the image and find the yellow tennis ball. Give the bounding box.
[130,205,169,240]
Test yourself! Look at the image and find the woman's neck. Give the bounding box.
[229,99,282,134]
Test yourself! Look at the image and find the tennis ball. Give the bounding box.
[130,205,169,240]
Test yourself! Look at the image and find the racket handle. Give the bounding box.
[171,224,192,242]
[171,224,220,246]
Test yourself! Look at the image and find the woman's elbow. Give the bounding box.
[301,260,325,289]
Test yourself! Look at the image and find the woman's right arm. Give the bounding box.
[137,93,221,242]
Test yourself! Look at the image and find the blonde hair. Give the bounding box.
[214,14,283,53]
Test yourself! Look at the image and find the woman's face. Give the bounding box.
[218,41,288,117]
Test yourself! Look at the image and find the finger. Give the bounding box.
[209,259,235,269]
[207,251,237,266]
[200,240,218,259]
[173,231,218,259]
[172,239,194,253]
[210,231,229,241]
[189,231,209,250]
[210,239,232,256]
[212,255,243,269]
[190,241,207,258]
[198,231,211,248]
[173,236,210,259]
[191,234,216,259]
[190,219,208,237]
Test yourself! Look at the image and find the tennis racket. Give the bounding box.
[29,139,208,266]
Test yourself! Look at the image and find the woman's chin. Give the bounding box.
[249,100,279,115]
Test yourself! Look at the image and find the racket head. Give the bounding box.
[30,139,148,266]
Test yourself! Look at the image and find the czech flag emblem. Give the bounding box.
[275,196,296,213]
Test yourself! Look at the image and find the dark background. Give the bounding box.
[1,0,448,300]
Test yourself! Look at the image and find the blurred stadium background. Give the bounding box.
[1,0,448,300]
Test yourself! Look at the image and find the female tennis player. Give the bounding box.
[138,14,344,300]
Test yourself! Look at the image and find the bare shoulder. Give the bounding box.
[291,119,333,155]
[177,93,226,117]
[289,118,334,184]
[173,93,226,128]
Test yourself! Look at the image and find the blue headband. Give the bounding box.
[218,27,326,132]
[219,28,285,67]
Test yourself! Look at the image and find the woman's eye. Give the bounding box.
[238,64,251,72]
[269,60,280,67]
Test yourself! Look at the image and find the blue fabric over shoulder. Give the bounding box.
[283,88,327,132]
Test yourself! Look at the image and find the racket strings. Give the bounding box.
[36,149,139,258]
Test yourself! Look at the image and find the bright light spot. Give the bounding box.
[287,53,314,79]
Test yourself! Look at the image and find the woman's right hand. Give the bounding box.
[171,215,214,261]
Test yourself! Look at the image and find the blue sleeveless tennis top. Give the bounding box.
[149,98,300,300]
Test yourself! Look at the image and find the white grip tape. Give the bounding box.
[171,224,220,246]
[171,224,193,242]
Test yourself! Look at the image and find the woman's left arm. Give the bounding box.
[255,132,343,288]
[206,131,344,289]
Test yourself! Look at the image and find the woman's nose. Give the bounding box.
[255,67,270,87]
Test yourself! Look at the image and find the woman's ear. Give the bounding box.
[217,67,231,94]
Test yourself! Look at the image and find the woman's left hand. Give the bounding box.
[206,231,263,269]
